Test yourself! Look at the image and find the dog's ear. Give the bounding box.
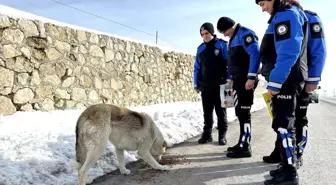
[162,141,167,153]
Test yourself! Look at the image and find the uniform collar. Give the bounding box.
[205,35,217,45]
[267,14,275,24]
[230,23,241,42]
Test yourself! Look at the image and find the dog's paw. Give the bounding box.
[119,168,131,175]
[155,165,170,171]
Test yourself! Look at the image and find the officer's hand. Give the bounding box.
[245,79,255,90]
[226,80,233,89]
[268,89,279,97]
[305,84,318,93]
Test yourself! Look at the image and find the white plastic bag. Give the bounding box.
[220,84,235,108]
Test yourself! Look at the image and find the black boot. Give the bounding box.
[226,145,252,158]
[218,136,227,145]
[227,122,252,158]
[264,166,299,185]
[218,130,227,145]
[270,163,284,177]
[264,175,299,185]
[263,139,281,163]
[198,132,213,144]
[227,143,240,152]
[296,155,303,169]
[266,130,299,184]
[263,150,282,163]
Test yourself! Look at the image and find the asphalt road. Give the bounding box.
[90,101,336,185]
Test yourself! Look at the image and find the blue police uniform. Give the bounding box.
[263,9,327,169]
[194,38,229,92]
[259,3,309,185]
[194,35,229,145]
[304,10,327,84]
[226,24,261,158]
[295,10,327,161]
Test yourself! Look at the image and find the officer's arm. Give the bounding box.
[220,41,231,82]
[267,12,303,92]
[242,31,261,80]
[193,48,201,90]
[306,16,327,85]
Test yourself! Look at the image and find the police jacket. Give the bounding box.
[304,10,327,84]
[260,5,309,92]
[228,24,260,80]
[193,37,229,92]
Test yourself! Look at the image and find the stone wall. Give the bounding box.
[0,15,199,116]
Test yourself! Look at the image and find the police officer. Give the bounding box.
[256,0,308,184]
[216,17,260,158]
[194,22,229,145]
[262,0,327,172]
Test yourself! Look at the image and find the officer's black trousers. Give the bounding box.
[271,83,304,168]
[295,86,310,157]
[232,78,256,149]
[201,89,228,137]
[271,85,310,158]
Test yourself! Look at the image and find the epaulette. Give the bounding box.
[304,10,318,16]
[240,26,248,31]
[241,27,252,34]
[216,38,228,43]
[197,43,205,49]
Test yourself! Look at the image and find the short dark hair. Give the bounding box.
[290,0,304,10]
[273,0,304,13]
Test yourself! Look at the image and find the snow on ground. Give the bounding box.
[0,99,266,185]
[0,5,192,55]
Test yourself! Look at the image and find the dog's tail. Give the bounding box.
[71,115,87,171]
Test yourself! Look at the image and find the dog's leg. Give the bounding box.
[78,149,98,185]
[140,152,169,171]
[115,148,131,175]
[138,140,170,171]
[78,139,107,185]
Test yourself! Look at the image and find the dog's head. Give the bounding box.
[150,138,167,162]
[140,112,167,162]
[150,123,167,161]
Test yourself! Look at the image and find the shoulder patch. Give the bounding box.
[274,20,291,42]
[310,22,324,39]
[243,33,255,46]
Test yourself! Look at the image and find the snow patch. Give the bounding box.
[0,100,266,185]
